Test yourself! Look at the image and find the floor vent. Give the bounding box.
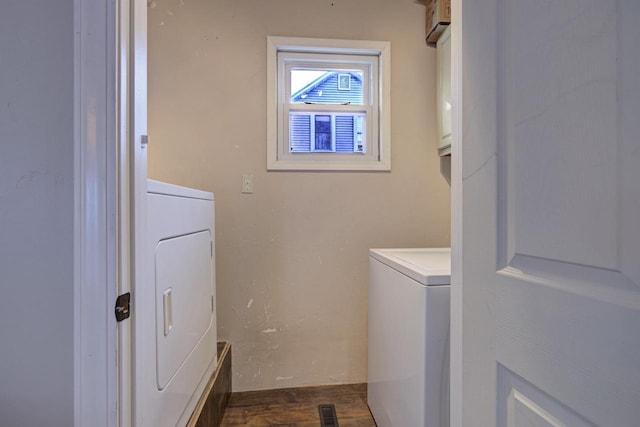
[318,404,339,427]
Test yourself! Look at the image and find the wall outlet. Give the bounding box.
[241,174,254,194]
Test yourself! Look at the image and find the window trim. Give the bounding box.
[267,36,391,171]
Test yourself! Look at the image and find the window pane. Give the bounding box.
[289,112,365,154]
[315,115,331,132]
[290,70,364,105]
[338,74,351,91]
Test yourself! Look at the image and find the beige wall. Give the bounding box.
[148,0,451,392]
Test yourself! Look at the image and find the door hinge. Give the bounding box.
[115,292,131,322]
[211,295,214,312]
[141,134,150,147]
[210,241,213,258]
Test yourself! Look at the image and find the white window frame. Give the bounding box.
[267,36,391,171]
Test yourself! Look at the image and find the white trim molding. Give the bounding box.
[131,0,149,424]
[450,0,463,426]
[74,0,118,425]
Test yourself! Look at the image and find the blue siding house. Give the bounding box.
[289,72,365,153]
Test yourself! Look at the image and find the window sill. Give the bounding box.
[267,157,391,172]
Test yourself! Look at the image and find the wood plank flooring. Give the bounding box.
[220,383,376,427]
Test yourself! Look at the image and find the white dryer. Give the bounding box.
[135,180,217,427]
[368,248,451,427]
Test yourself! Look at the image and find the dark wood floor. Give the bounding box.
[219,383,376,427]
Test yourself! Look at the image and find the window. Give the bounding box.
[267,37,391,171]
[338,73,351,91]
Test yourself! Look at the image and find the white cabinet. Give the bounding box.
[436,25,452,156]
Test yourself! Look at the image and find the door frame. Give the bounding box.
[73,0,118,425]
[73,0,144,426]
[449,0,463,426]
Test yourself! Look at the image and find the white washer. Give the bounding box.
[135,180,217,427]
[368,248,451,427]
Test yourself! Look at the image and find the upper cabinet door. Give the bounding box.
[436,25,452,156]
[458,0,640,426]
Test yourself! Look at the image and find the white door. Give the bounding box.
[453,0,640,426]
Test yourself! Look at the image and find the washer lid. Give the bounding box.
[147,179,213,201]
[369,248,451,285]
